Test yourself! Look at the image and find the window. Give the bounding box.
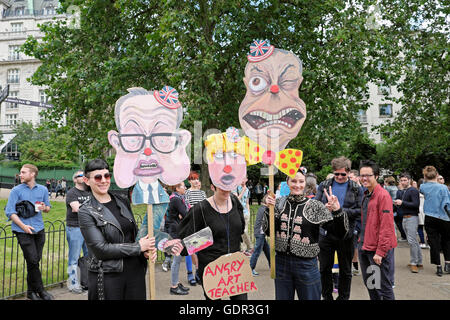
[379,104,393,117]
[8,45,21,60]
[357,109,367,123]
[6,114,18,126]
[15,6,25,16]
[7,91,18,109]
[11,23,23,32]
[39,90,49,103]
[45,6,55,15]
[7,69,20,84]
[377,85,391,95]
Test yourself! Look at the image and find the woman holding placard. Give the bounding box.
[177,130,247,300]
[265,168,349,300]
[78,159,158,300]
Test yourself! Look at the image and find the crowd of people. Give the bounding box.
[4,158,449,300]
[45,177,67,198]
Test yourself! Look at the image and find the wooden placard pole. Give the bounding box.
[268,165,276,279]
[147,204,156,300]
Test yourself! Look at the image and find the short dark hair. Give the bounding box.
[399,172,411,180]
[84,159,109,176]
[359,159,379,177]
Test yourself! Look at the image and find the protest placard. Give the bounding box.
[202,252,258,300]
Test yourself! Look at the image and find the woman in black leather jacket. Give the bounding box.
[78,159,156,300]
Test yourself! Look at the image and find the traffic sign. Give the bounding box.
[0,85,9,103]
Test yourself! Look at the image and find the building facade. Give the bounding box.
[358,82,402,143]
[0,0,60,158]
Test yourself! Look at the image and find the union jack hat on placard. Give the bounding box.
[247,40,275,62]
[154,86,181,109]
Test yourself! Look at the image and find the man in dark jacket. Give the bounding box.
[316,156,363,300]
[395,173,422,273]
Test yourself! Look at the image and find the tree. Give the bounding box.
[22,0,446,182]
[11,121,78,168]
[372,0,449,179]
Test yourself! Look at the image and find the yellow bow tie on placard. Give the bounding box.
[245,138,303,178]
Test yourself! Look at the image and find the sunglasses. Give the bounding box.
[90,172,112,182]
[334,172,347,177]
[76,174,84,178]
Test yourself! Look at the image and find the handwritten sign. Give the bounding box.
[202,252,257,300]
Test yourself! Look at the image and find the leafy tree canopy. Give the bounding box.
[21,0,449,181]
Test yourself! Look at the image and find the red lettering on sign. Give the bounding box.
[217,277,226,287]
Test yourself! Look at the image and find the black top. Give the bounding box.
[166,195,188,239]
[103,197,135,243]
[177,195,245,272]
[65,187,91,227]
[395,187,420,216]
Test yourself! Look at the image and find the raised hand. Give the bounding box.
[324,186,340,212]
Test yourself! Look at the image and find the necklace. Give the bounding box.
[212,195,229,213]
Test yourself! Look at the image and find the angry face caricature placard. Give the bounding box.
[239,40,306,153]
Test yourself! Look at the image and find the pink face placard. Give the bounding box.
[239,41,306,152]
[204,128,247,192]
[108,87,191,190]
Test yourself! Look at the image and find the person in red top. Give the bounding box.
[358,160,397,300]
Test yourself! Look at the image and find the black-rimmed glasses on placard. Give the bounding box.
[118,133,181,154]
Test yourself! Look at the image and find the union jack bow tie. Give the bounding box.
[247,40,275,62]
[154,86,181,109]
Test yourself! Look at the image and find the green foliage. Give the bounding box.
[20,0,449,180]
[11,122,78,168]
[372,0,449,179]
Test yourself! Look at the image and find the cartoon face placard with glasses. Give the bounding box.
[108,86,191,205]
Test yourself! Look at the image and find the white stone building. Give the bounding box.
[0,0,60,159]
[359,82,402,143]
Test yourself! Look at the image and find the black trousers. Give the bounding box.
[319,235,354,300]
[88,257,146,300]
[424,215,450,265]
[15,230,46,293]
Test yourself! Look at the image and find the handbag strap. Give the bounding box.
[193,201,208,233]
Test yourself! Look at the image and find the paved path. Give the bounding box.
[27,241,450,300]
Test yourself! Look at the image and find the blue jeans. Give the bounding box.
[359,248,395,300]
[274,254,321,300]
[185,255,195,281]
[250,234,270,270]
[66,226,88,289]
[171,255,183,287]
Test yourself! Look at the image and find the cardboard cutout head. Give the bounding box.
[239,40,306,152]
[108,87,191,191]
[205,127,247,191]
